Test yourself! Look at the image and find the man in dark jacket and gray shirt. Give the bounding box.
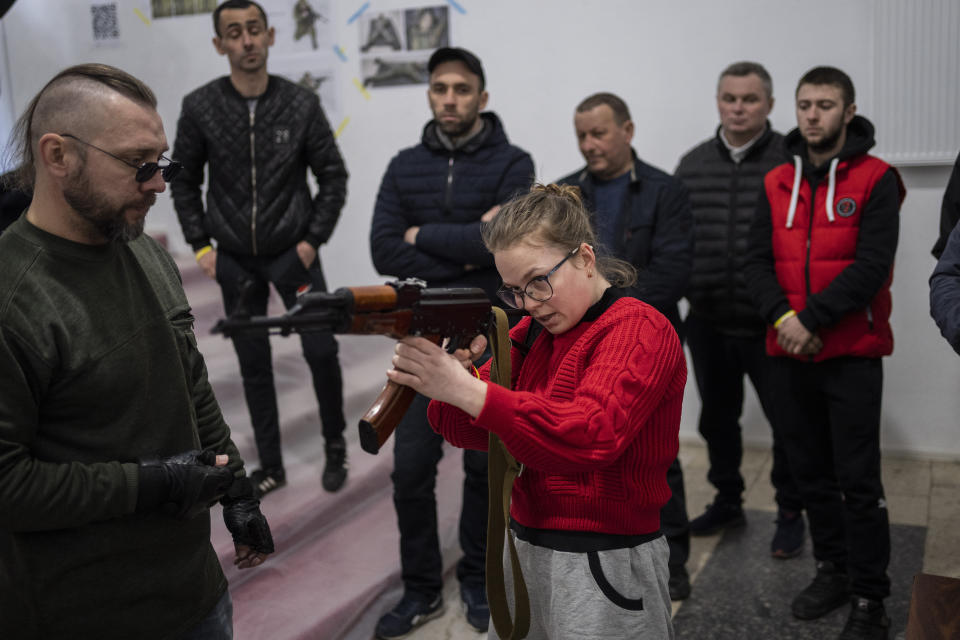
[370,47,534,638]
[675,62,805,558]
[557,91,694,601]
[172,0,349,497]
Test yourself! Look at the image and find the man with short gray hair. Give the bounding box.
[674,61,805,558]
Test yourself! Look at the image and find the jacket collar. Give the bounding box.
[576,149,640,188]
[712,121,776,161]
[522,286,626,346]
[219,75,277,102]
[422,111,507,154]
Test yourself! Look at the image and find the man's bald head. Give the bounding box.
[7,64,157,190]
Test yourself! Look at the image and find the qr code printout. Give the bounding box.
[91,4,119,40]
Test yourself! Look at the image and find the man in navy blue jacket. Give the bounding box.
[930,200,960,353]
[369,47,534,639]
[558,92,694,601]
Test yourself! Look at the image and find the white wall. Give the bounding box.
[2,0,957,457]
[0,19,16,169]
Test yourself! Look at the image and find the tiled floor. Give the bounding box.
[410,440,960,639]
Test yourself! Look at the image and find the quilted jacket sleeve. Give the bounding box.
[170,96,210,252]
[415,151,535,266]
[370,157,466,281]
[744,189,792,325]
[303,96,348,248]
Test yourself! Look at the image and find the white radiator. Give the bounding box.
[873,0,960,166]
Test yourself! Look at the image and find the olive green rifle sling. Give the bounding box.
[485,306,530,639]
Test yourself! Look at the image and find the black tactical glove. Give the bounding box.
[136,449,235,519]
[222,476,275,555]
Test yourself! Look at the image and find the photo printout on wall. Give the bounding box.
[263,0,335,56]
[359,5,449,88]
[404,6,447,50]
[271,57,341,124]
[151,0,216,19]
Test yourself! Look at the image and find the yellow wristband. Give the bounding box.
[195,245,213,261]
[470,365,480,379]
[774,309,797,329]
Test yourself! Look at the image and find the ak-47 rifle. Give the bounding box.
[212,279,492,455]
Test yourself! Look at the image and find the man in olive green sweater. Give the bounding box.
[0,64,273,639]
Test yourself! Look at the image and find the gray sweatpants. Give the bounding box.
[489,533,674,640]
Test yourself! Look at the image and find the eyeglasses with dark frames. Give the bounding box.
[496,246,580,309]
[60,133,182,183]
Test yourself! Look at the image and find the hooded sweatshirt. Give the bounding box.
[744,115,905,361]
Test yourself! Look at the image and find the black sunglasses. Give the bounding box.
[60,133,182,183]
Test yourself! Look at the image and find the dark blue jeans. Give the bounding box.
[770,356,891,600]
[179,590,232,640]
[216,247,346,471]
[686,313,802,511]
[392,393,488,599]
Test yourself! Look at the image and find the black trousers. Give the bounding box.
[392,393,488,599]
[769,356,891,600]
[686,313,802,511]
[658,320,690,570]
[661,457,690,569]
[216,247,346,471]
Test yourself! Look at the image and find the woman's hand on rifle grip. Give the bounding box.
[387,336,488,418]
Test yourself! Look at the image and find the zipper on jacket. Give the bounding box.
[443,155,454,213]
[804,182,816,300]
[866,306,874,330]
[804,182,816,362]
[727,163,740,305]
[249,109,259,255]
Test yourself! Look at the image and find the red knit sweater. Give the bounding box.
[427,295,685,536]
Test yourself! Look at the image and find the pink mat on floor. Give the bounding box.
[181,256,470,639]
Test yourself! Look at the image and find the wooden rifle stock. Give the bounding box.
[358,333,443,455]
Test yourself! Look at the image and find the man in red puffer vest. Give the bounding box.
[745,66,905,640]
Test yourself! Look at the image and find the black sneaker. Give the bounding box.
[322,438,348,492]
[791,561,850,620]
[669,564,691,601]
[689,500,746,536]
[374,593,445,639]
[771,509,805,559]
[249,467,286,498]
[460,582,489,632]
[838,597,890,640]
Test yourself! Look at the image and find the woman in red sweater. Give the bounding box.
[387,184,685,639]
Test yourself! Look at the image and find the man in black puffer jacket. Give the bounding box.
[674,62,804,558]
[172,0,349,497]
[370,47,534,639]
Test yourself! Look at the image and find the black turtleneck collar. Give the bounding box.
[514,287,626,353]
[581,286,625,322]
